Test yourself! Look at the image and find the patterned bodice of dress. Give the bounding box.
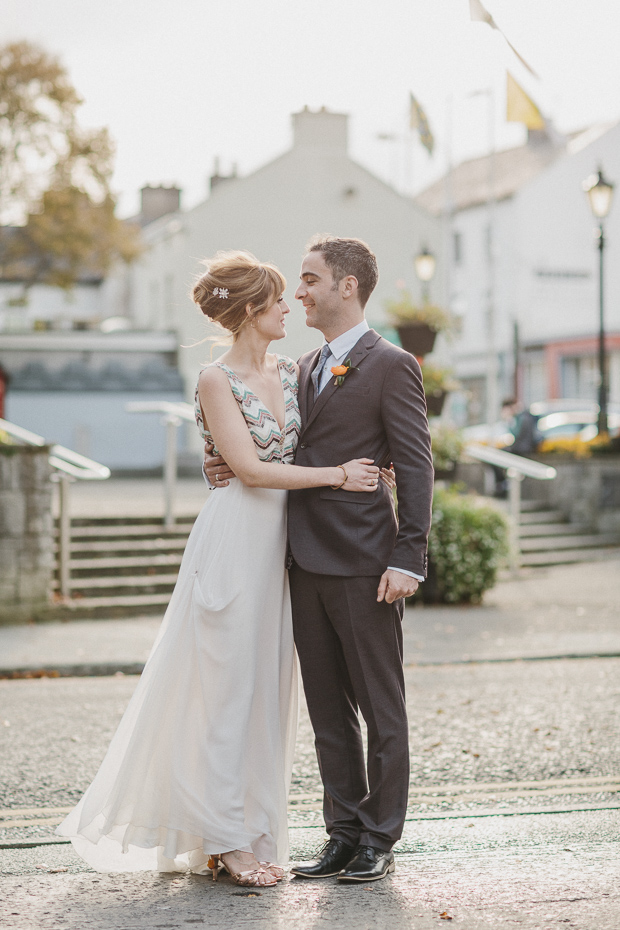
[194,355,300,465]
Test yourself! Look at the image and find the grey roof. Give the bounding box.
[415,139,562,215]
[9,359,184,392]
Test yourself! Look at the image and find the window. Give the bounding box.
[453,231,463,265]
[560,355,598,401]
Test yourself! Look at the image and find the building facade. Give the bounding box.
[118,106,443,452]
[418,122,620,424]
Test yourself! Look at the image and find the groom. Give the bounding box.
[206,236,433,882]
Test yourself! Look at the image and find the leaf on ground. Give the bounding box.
[439,912,453,920]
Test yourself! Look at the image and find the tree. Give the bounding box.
[0,40,140,291]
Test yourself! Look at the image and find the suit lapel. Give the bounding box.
[301,329,381,435]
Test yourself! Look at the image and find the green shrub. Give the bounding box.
[419,487,508,604]
[430,423,464,473]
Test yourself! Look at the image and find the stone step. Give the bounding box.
[53,573,179,592]
[521,546,620,567]
[519,500,549,512]
[57,524,192,539]
[60,538,189,554]
[67,554,184,571]
[520,533,620,552]
[519,523,589,538]
[55,593,172,614]
[56,515,196,528]
[518,510,566,525]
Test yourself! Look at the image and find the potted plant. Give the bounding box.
[430,423,464,479]
[420,362,459,417]
[385,290,460,358]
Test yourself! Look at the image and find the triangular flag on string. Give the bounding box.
[470,0,539,79]
[409,93,435,155]
[506,72,545,130]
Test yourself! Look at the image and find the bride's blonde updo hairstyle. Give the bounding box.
[192,250,286,339]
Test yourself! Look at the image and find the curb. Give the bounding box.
[0,663,145,680]
[3,652,620,680]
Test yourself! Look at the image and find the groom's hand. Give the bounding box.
[377,569,419,604]
[204,442,236,487]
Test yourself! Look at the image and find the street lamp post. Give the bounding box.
[583,168,615,435]
[414,246,436,303]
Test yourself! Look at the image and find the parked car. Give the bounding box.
[463,400,620,448]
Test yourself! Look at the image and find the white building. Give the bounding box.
[2,108,444,467]
[417,123,620,424]
[120,106,443,451]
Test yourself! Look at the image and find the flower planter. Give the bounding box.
[396,323,437,357]
[425,390,447,417]
[433,463,459,482]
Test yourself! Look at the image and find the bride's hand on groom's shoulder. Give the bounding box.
[204,442,236,487]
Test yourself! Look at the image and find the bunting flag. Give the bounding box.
[469,0,539,79]
[506,72,545,130]
[409,93,435,155]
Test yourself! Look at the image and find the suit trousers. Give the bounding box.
[289,564,409,851]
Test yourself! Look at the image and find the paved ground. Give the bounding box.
[2,559,620,674]
[1,558,620,928]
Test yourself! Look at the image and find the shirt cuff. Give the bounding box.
[388,566,424,583]
[202,464,216,490]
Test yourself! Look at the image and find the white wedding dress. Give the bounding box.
[57,356,301,873]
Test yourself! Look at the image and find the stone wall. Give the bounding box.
[457,456,620,533]
[521,456,620,533]
[0,445,53,623]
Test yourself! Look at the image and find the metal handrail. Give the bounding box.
[0,417,110,597]
[0,418,111,481]
[463,442,557,573]
[125,401,196,528]
[463,442,557,480]
[125,400,195,421]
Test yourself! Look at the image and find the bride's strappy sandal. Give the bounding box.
[259,861,286,881]
[208,853,278,887]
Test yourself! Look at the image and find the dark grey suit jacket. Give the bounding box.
[288,329,433,578]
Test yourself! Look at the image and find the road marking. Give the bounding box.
[288,774,620,808]
[0,806,72,819]
[0,817,68,828]
[2,775,619,829]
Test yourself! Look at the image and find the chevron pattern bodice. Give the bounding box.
[195,355,300,464]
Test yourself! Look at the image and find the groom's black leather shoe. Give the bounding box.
[337,845,395,882]
[290,839,357,878]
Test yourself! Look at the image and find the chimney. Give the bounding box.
[210,157,238,192]
[140,185,181,225]
[292,106,348,152]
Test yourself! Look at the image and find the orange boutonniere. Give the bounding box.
[331,357,358,387]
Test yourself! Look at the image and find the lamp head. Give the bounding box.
[414,246,436,283]
[583,168,614,220]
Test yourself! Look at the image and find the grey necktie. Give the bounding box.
[311,344,332,401]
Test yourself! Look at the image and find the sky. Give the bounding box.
[4,0,620,216]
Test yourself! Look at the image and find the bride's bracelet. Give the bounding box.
[330,465,348,490]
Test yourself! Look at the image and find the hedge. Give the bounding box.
[418,487,509,604]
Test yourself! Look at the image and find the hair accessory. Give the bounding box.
[213,287,229,299]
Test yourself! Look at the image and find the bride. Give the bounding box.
[57,251,383,887]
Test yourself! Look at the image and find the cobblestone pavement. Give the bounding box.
[1,654,620,929]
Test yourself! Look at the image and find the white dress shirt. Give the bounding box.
[316,322,424,584]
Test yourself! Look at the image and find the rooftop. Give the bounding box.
[415,137,561,215]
